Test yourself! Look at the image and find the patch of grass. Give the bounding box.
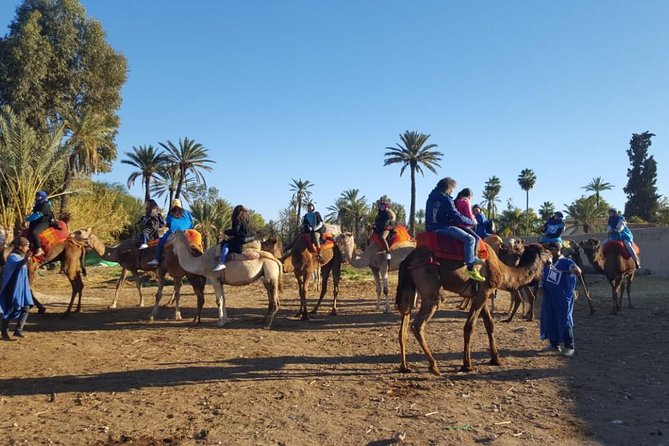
[341,265,374,282]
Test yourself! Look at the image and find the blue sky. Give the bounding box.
[2,1,668,222]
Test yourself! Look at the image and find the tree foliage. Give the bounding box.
[517,168,537,235]
[384,130,442,236]
[565,195,608,233]
[481,176,501,220]
[582,176,613,209]
[623,131,660,221]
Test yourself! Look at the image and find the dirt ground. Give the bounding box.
[1,264,668,446]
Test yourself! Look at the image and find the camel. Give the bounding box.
[262,238,322,292]
[30,229,106,314]
[291,233,342,319]
[167,231,283,328]
[579,238,636,314]
[396,241,551,375]
[336,232,416,313]
[458,234,504,312]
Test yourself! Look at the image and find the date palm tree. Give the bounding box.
[159,138,214,201]
[517,168,537,235]
[328,189,368,241]
[538,201,555,221]
[60,110,116,213]
[384,130,442,236]
[121,144,168,202]
[481,176,502,220]
[0,106,67,228]
[582,177,613,208]
[289,178,314,229]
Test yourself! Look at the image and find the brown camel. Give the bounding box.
[396,241,551,375]
[579,238,636,314]
[337,232,416,313]
[291,234,342,319]
[29,229,107,314]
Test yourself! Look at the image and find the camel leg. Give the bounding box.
[370,268,382,312]
[610,278,622,314]
[312,265,330,315]
[489,290,497,314]
[148,269,166,321]
[212,280,230,327]
[462,298,485,372]
[191,276,206,324]
[523,286,537,321]
[172,277,183,321]
[133,271,145,307]
[262,279,279,329]
[398,312,412,373]
[458,297,470,310]
[411,292,441,376]
[380,262,391,314]
[480,300,501,366]
[626,276,633,308]
[32,292,46,314]
[502,290,523,323]
[74,275,84,313]
[110,267,128,309]
[331,257,341,315]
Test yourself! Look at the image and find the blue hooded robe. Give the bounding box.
[0,252,34,320]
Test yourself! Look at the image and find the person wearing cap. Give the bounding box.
[138,199,167,250]
[606,208,640,269]
[472,204,494,238]
[540,241,580,358]
[538,211,565,245]
[425,177,485,282]
[372,199,396,260]
[301,203,325,259]
[0,237,34,340]
[147,198,193,267]
[24,190,55,256]
[213,205,254,272]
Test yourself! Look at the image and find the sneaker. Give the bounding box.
[540,344,562,353]
[464,268,485,282]
[146,259,160,267]
[563,348,575,358]
[386,253,392,260]
[13,331,25,338]
[1,332,10,341]
[213,263,226,272]
[138,243,149,250]
[635,262,641,270]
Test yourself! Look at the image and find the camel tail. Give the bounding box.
[395,252,416,315]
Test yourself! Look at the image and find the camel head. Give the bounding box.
[335,232,358,261]
[519,243,552,268]
[507,238,525,254]
[579,238,601,256]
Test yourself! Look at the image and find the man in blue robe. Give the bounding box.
[540,241,580,357]
[1,237,35,340]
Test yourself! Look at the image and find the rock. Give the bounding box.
[393,431,406,442]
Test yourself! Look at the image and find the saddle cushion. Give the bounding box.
[368,225,414,250]
[184,229,203,252]
[416,231,489,262]
[603,240,639,259]
[27,221,69,259]
[301,233,335,253]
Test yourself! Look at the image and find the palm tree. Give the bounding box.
[498,208,525,237]
[121,145,168,202]
[191,198,231,248]
[582,177,614,208]
[481,176,502,220]
[0,106,67,229]
[289,178,314,228]
[565,195,606,233]
[517,168,537,235]
[160,138,215,201]
[384,130,443,236]
[538,201,555,221]
[60,110,116,213]
[335,189,368,241]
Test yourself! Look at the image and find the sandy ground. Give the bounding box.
[0,265,668,446]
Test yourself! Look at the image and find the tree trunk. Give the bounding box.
[409,166,416,236]
[60,156,75,215]
[144,176,151,203]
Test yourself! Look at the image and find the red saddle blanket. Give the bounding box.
[22,221,69,260]
[415,231,489,262]
[368,225,414,250]
[300,232,335,253]
[603,240,639,259]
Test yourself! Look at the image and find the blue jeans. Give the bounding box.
[433,226,477,265]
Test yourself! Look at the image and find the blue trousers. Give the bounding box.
[433,226,477,265]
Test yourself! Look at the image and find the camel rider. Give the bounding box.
[539,212,565,245]
[472,204,493,239]
[302,203,325,259]
[373,200,396,260]
[426,177,485,282]
[147,199,193,267]
[606,208,640,269]
[138,199,167,250]
[25,191,56,256]
[214,205,254,272]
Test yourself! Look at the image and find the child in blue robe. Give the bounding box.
[1,237,34,340]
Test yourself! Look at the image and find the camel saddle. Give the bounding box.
[602,240,639,259]
[22,220,69,261]
[298,232,336,254]
[415,231,489,263]
[368,225,414,250]
[165,229,203,253]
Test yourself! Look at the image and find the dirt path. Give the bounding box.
[0,267,667,445]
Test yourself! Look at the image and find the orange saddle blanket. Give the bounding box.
[603,240,639,259]
[23,221,69,260]
[301,232,335,254]
[368,226,414,250]
[415,231,489,263]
